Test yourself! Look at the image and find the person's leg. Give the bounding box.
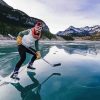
[14,45,26,72]
[25,47,37,69]
[11,45,26,80]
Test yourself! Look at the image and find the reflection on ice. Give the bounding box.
[55,43,100,57]
[1,41,100,100]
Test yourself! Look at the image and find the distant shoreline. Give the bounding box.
[0,34,100,42]
[0,34,66,41]
[0,34,12,40]
[0,40,100,44]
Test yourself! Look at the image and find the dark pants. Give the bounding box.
[14,45,37,72]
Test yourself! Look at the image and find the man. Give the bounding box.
[10,21,43,80]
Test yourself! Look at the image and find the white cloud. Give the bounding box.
[3,0,100,34]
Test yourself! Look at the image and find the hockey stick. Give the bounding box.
[40,73,61,85]
[23,45,61,67]
[33,73,61,92]
[7,34,61,67]
[42,58,61,67]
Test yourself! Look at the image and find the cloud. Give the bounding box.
[76,0,100,19]
[35,0,100,33]
[3,0,100,33]
[36,0,100,18]
[35,0,81,12]
[36,0,83,14]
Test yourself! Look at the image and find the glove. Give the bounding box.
[36,51,41,59]
[16,36,22,45]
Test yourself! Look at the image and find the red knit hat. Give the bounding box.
[35,21,43,28]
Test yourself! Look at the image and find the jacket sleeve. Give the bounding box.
[18,29,29,37]
[35,40,39,51]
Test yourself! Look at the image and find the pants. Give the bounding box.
[14,45,37,72]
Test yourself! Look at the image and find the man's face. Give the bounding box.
[34,25,42,34]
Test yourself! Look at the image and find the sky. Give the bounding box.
[3,0,100,34]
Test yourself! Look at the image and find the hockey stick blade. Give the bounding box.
[53,63,61,67]
[52,73,61,76]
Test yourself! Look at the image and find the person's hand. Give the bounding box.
[36,51,41,59]
[16,36,22,45]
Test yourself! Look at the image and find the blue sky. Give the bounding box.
[3,0,100,34]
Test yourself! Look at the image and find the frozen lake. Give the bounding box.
[0,41,100,100]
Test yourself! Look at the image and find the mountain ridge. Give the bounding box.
[0,0,49,31]
[57,25,100,37]
[0,0,60,40]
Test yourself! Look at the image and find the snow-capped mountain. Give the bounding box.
[0,0,49,31]
[57,25,100,36]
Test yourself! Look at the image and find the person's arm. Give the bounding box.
[16,29,29,45]
[35,40,39,51]
[35,40,41,59]
[18,29,29,37]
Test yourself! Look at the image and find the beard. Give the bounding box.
[32,29,41,39]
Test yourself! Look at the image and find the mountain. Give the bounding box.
[57,25,100,37]
[0,0,11,8]
[0,0,59,40]
[0,0,49,31]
